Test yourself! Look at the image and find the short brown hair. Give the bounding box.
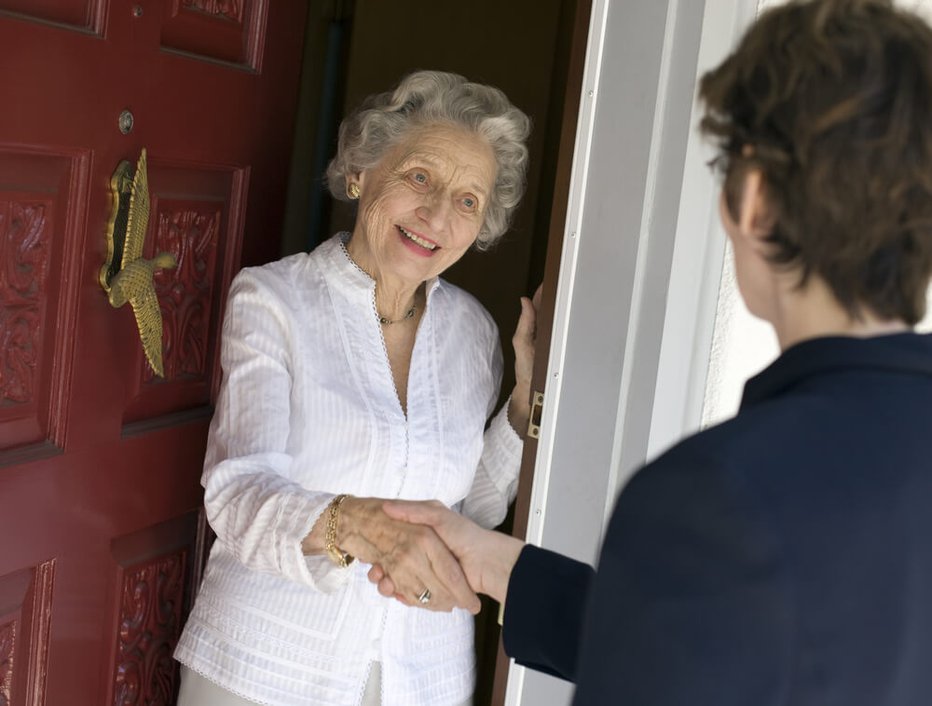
[700,0,932,324]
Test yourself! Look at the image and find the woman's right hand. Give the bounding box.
[305,496,481,614]
[371,499,525,605]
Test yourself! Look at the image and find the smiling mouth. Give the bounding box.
[398,226,438,251]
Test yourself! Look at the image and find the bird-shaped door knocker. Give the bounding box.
[99,148,177,377]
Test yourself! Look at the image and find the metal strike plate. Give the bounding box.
[527,390,544,439]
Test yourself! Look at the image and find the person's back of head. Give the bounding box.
[700,0,932,325]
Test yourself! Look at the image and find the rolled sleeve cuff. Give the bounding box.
[502,544,595,682]
[483,403,524,496]
[278,493,353,593]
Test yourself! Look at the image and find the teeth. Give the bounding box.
[399,227,437,250]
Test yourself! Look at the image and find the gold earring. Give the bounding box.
[348,183,360,200]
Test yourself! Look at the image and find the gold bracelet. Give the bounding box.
[325,494,355,568]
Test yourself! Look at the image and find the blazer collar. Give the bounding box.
[740,332,932,411]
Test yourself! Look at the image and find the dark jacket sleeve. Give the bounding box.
[502,544,596,681]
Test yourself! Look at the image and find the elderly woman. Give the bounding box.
[378,1,932,704]
[173,70,533,705]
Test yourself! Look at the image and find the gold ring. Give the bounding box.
[417,588,431,605]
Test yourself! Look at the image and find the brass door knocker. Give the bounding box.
[99,149,177,377]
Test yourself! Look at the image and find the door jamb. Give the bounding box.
[505,1,758,703]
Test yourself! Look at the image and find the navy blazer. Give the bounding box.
[503,332,932,705]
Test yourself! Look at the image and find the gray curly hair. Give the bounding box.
[326,70,531,249]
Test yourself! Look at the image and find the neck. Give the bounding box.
[376,290,418,326]
[344,232,422,321]
[770,275,909,350]
[375,285,420,323]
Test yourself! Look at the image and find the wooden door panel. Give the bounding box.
[0,0,307,701]
[0,192,55,450]
[0,0,101,30]
[121,161,245,425]
[0,148,87,455]
[106,512,198,706]
[0,561,54,706]
[161,0,266,68]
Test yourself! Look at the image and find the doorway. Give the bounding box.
[280,1,586,703]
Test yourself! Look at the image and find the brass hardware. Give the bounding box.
[100,149,177,377]
[527,390,544,439]
[118,110,134,135]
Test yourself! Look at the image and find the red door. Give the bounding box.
[0,2,306,703]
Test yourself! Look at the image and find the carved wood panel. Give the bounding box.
[109,513,197,706]
[0,0,102,32]
[0,199,50,410]
[0,561,55,706]
[162,0,265,68]
[0,620,13,706]
[122,162,245,429]
[182,0,243,22]
[147,203,221,385]
[112,551,186,706]
[0,149,85,456]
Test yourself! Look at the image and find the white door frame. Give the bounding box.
[507,0,759,703]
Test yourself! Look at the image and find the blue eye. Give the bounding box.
[463,197,476,209]
[411,171,428,185]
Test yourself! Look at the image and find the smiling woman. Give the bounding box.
[172,70,535,706]
[346,125,498,319]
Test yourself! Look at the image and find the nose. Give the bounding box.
[415,193,452,233]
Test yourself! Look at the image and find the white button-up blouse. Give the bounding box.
[174,234,523,705]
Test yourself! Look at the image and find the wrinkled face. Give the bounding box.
[349,124,498,287]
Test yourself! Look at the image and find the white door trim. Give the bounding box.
[507,1,759,703]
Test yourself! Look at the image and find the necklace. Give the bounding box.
[378,304,417,325]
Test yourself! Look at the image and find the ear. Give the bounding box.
[735,168,774,249]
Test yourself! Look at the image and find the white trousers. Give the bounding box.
[177,664,471,705]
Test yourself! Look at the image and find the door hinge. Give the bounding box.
[527,390,544,439]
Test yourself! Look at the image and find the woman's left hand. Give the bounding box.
[507,285,541,435]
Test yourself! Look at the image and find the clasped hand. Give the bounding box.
[362,501,481,613]
[333,497,481,614]
[365,500,524,610]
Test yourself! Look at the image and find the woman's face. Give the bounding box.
[350,124,497,288]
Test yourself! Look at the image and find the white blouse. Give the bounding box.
[174,233,523,706]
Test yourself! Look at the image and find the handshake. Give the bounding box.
[332,498,526,615]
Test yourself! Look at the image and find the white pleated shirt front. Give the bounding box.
[174,233,522,706]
